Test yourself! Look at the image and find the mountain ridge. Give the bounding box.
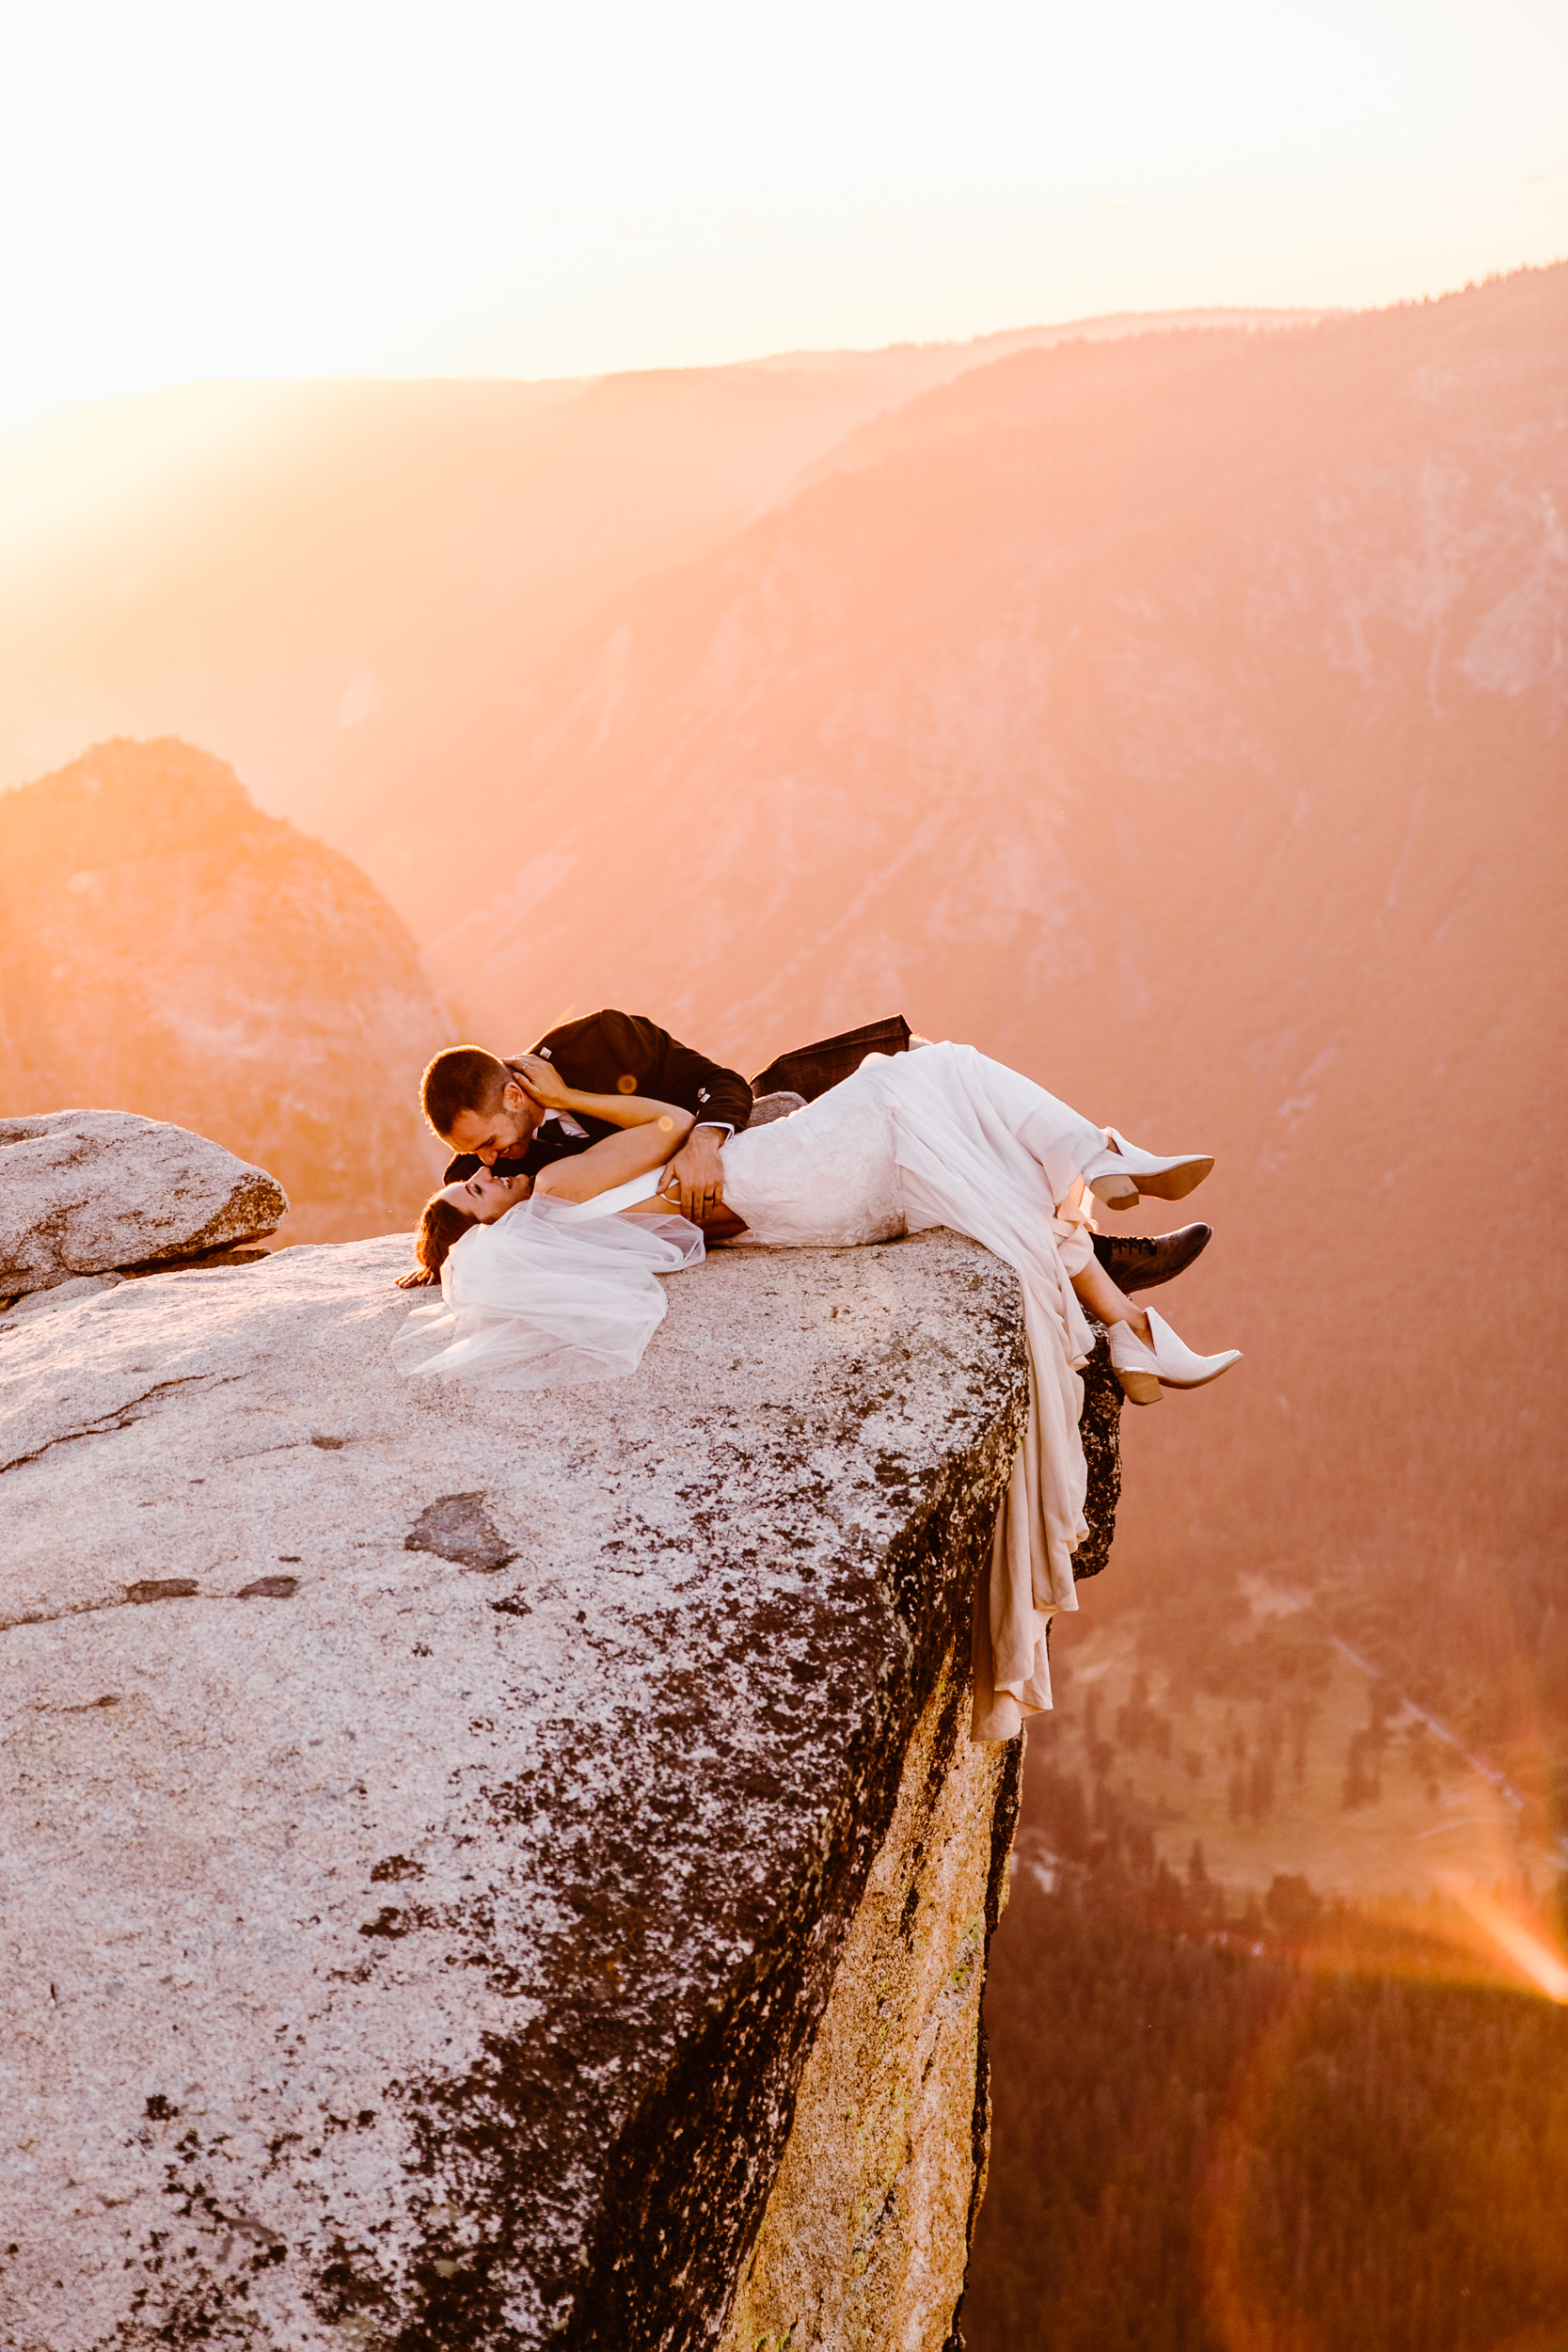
[0,738,451,1240]
[0,304,1323,941]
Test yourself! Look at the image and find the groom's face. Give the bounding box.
[446,1079,543,1165]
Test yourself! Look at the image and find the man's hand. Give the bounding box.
[665,1124,727,1222]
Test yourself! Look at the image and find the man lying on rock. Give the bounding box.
[419,1007,1214,1294]
[428,1009,756,1236]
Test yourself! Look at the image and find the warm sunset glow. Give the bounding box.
[1438,1875,1568,2004]
[4,8,1567,2339]
[1,0,1565,435]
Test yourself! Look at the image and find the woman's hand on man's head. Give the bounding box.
[505,1052,572,1110]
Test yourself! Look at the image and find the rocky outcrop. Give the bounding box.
[0,1224,1054,2349]
[0,1110,286,1297]
[0,739,451,1242]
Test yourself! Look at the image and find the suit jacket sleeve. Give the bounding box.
[537,1009,752,1131]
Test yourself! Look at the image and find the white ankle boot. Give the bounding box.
[1082,1127,1215,1211]
[1107,1307,1242,1405]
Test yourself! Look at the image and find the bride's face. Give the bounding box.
[443,1169,528,1224]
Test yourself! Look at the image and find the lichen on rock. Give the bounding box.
[1069,1327,1124,1584]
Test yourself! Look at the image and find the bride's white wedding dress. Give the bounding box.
[394,1043,1118,1741]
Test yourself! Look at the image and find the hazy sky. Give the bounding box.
[3,0,1564,431]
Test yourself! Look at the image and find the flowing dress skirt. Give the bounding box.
[721,1042,1108,1740]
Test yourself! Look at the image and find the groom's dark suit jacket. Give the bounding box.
[440,1007,912,1188]
[441,1009,755,1186]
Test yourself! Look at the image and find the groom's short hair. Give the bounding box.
[421,1045,512,1138]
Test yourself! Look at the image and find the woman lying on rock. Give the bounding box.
[393,1041,1240,1737]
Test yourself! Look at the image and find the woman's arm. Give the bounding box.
[507,1053,695,1135]
[531,1100,695,1203]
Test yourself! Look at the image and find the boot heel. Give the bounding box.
[1088,1171,1140,1210]
[1107,1305,1242,1398]
[1083,1129,1216,1205]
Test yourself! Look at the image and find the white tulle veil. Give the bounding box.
[392,1179,705,1392]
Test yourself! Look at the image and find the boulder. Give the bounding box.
[0,1225,1049,2349]
[0,1110,286,1298]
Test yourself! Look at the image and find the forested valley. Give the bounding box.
[966,1757,1568,2352]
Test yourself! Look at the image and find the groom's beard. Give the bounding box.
[502,1098,546,1154]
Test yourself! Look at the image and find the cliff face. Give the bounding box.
[428,265,1568,1085]
[0,739,451,1239]
[0,1224,1044,2349]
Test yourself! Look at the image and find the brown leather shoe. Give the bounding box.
[1091,1223,1212,1293]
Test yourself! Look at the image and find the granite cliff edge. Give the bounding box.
[0,1224,1068,2349]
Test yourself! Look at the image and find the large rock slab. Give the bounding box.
[0,1226,1030,2349]
[0,1109,287,1297]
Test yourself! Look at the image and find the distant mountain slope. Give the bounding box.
[0,739,451,1240]
[0,310,1309,939]
[425,264,1568,1708]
